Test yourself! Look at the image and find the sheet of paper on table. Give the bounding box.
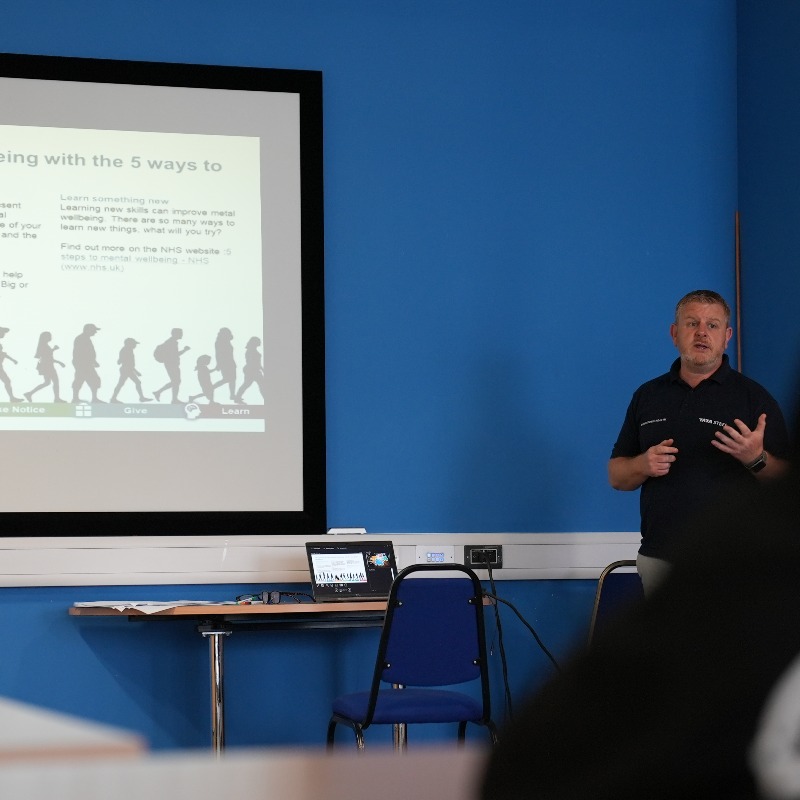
[72,601,239,614]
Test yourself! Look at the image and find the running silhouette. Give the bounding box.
[72,323,103,403]
[0,327,21,402]
[25,331,65,402]
[110,338,151,403]
[234,336,265,404]
[153,328,190,403]
[189,354,215,403]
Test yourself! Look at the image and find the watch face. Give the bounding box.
[749,453,767,473]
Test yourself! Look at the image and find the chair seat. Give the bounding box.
[333,688,484,724]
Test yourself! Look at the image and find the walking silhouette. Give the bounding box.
[153,328,191,403]
[71,323,103,403]
[210,327,236,402]
[234,336,265,404]
[25,331,64,402]
[110,338,151,403]
[0,326,22,402]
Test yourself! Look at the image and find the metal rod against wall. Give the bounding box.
[735,210,743,372]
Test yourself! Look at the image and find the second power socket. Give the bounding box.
[464,544,503,569]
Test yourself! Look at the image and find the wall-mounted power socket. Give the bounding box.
[464,545,503,569]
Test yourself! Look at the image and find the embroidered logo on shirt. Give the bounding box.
[699,417,726,428]
[640,418,666,427]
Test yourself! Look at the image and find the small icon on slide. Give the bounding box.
[184,403,201,420]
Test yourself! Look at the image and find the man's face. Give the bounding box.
[670,301,732,374]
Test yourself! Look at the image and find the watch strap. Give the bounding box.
[745,451,768,473]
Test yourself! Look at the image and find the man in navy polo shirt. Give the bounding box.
[609,289,790,594]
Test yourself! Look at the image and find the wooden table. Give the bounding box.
[70,601,386,753]
[0,743,488,800]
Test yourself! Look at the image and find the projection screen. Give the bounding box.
[0,53,326,537]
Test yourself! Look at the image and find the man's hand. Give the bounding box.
[642,438,679,478]
[608,438,678,491]
[711,414,765,465]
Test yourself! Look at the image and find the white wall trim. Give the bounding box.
[0,532,641,587]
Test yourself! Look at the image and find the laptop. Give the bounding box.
[305,540,397,602]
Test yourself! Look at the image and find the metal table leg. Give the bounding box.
[199,625,232,754]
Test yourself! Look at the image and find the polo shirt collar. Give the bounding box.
[670,354,731,386]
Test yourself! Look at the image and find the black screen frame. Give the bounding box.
[0,52,326,538]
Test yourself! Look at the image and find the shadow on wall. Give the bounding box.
[73,618,208,747]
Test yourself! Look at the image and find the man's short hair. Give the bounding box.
[675,290,731,326]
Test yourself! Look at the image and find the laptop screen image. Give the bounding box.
[305,541,397,602]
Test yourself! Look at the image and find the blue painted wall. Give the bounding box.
[4,0,791,752]
[1,3,741,533]
[2,580,586,749]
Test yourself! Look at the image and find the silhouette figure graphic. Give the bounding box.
[0,326,22,402]
[153,328,190,403]
[25,331,65,403]
[72,323,103,403]
[189,354,215,404]
[210,327,236,401]
[110,338,151,403]
[234,336,265,404]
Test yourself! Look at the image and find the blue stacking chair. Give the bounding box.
[326,563,499,751]
[587,559,643,645]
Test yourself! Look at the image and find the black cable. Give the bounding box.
[266,590,315,604]
[484,590,562,675]
[480,553,514,721]
[235,590,316,605]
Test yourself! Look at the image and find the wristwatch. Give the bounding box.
[745,451,768,473]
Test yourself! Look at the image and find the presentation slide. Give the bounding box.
[0,124,263,431]
[311,553,369,585]
[0,64,315,518]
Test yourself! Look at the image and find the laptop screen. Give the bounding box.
[305,541,397,602]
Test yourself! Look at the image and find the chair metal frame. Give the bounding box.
[326,563,499,751]
[586,559,641,645]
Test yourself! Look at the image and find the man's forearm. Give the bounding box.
[608,455,648,491]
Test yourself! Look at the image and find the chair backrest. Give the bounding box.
[374,564,488,688]
[587,559,643,645]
